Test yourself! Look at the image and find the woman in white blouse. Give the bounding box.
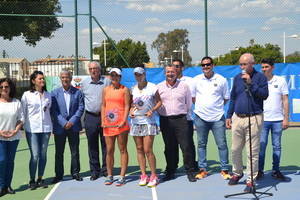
[21,71,52,190]
[0,78,23,197]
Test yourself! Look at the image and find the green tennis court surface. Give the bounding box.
[1,128,300,200]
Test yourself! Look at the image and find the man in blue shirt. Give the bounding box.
[81,61,110,180]
[226,53,268,192]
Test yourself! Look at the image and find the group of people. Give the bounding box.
[0,52,289,197]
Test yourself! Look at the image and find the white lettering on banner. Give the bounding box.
[286,75,296,90]
[293,99,300,114]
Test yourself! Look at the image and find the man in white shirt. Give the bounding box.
[257,58,289,181]
[191,56,231,180]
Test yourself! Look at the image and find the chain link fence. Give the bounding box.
[1,0,299,93]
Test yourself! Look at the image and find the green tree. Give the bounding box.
[0,0,62,46]
[94,38,150,69]
[286,51,300,63]
[215,40,283,65]
[151,29,192,65]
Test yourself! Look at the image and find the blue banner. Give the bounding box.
[46,63,300,122]
[121,63,300,122]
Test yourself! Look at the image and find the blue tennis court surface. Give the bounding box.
[45,171,300,200]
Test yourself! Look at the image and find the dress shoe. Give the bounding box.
[36,178,48,188]
[101,170,108,177]
[51,177,63,184]
[162,173,175,182]
[90,174,99,181]
[6,186,15,194]
[187,173,197,182]
[28,180,37,190]
[0,188,7,197]
[72,174,83,181]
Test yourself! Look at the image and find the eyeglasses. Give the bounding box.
[0,86,9,89]
[239,63,249,66]
[173,64,182,68]
[201,63,212,67]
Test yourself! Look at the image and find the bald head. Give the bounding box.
[239,53,255,64]
[239,53,255,73]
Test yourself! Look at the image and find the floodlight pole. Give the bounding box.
[204,0,208,56]
[74,0,79,75]
[89,0,93,61]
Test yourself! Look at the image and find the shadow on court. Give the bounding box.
[45,171,300,200]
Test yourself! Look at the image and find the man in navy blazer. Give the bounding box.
[51,70,85,183]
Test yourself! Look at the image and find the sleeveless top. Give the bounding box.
[103,85,130,136]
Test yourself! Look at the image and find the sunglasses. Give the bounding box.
[0,86,9,89]
[201,63,212,67]
[173,64,182,68]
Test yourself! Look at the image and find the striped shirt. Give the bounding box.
[157,80,192,117]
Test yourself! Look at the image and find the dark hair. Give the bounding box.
[261,58,274,66]
[172,59,184,67]
[134,63,145,68]
[0,78,16,98]
[201,56,214,65]
[30,70,47,92]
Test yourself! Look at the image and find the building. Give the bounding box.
[0,58,31,80]
[31,57,90,76]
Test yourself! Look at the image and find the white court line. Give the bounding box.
[151,187,158,200]
[43,182,61,200]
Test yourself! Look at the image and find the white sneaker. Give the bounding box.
[139,174,149,186]
[147,175,159,187]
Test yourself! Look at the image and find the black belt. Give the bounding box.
[163,114,186,119]
[236,113,259,118]
[85,110,100,117]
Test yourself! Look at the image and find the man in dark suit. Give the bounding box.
[51,70,85,183]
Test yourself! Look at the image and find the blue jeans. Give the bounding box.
[0,140,19,189]
[259,121,282,172]
[194,115,229,171]
[26,132,50,180]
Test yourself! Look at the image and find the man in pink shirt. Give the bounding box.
[157,65,197,182]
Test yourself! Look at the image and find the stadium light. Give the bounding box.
[283,32,299,63]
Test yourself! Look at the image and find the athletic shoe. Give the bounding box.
[139,174,149,186]
[272,170,286,181]
[147,175,159,187]
[220,170,231,180]
[256,170,264,180]
[104,175,114,185]
[115,177,126,186]
[195,169,208,179]
[244,181,254,192]
[228,173,243,185]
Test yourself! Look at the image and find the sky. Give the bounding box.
[1,0,299,65]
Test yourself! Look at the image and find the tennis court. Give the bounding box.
[1,128,300,200]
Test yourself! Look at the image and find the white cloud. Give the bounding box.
[261,26,271,31]
[265,17,296,25]
[80,26,128,36]
[57,17,74,24]
[126,2,182,12]
[145,18,161,24]
[144,26,165,33]
[169,19,203,26]
[222,30,246,35]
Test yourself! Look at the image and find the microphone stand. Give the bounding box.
[225,82,273,199]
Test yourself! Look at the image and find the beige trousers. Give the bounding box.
[231,113,263,180]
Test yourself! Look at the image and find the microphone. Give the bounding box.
[241,69,249,84]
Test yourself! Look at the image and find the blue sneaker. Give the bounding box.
[104,175,114,185]
[115,177,126,186]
